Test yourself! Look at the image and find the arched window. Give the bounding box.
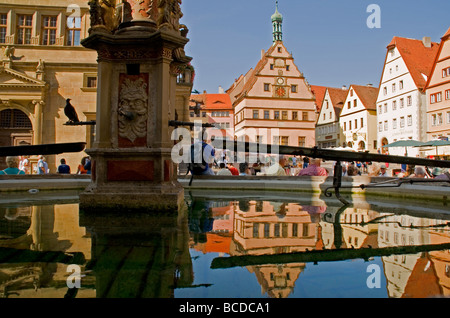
[0,109,32,129]
[358,141,366,151]
[381,137,389,154]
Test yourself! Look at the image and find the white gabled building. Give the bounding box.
[339,85,379,152]
[376,36,439,156]
[315,87,348,149]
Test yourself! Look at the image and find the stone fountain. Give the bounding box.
[79,0,191,212]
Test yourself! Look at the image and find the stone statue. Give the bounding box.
[157,0,183,31]
[115,0,132,27]
[88,0,104,27]
[100,0,117,31]
[88,0,118,32]
[36,59,44,71]
[2,46,14,60]
[179,24,188,37]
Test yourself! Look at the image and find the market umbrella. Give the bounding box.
[414,139,450,155]
[382,139,425,156]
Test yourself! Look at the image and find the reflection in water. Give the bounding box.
[0,205,89,298]
[0,196,449,298]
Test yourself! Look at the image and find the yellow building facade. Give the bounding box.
[0,0,97,172]
[0,0,195,172]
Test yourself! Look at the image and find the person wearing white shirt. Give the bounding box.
[266,156,287,176]
[378,164,390,177]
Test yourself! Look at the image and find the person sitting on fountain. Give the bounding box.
[238,162,251,176]
[0,156,26,175]
[227,163,239,176]
[266,155,287,176]
[216,162,232,176]
[296,158,328,177]
[189,131,215,176]
[409,166,428,178]
[430,167,450,181]
[378,164,389,177]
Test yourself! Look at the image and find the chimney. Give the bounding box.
[342,85,347,90]
[366,83,373,87]
[203,90,207,94]
[422,36,431,48]
[261,49,265,59]
[218,86,224,94]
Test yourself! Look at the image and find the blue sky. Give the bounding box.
[180,0,450,94]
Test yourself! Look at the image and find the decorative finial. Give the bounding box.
[271,1,283,43]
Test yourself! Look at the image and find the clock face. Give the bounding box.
[277,77,284,85]
[275,86,286,97]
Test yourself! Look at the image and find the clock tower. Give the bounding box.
[227,1,316,148]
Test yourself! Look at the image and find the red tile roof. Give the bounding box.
[204,94,233,110]
[443,26,450,40]
[326,87,348,109]
[387,37,439,90]
[189,93,206,107]
[425,26,450,90]
[351,85,379,110]
[189,93,232,111]
[310,85,327,112]
[401,255,441,298]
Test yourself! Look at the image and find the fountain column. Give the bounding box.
[79,0,191,212]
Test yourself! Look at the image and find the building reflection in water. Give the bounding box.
[189,198,450,298]
[0,204,92,298]
[0,204,193,298]
[0,198,449,298]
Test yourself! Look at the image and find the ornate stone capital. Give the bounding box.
[161,47,173,60]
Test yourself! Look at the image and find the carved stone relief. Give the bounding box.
[118,74,149,144]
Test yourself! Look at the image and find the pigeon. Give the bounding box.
[189,100,203,116]
[64,98,80,123]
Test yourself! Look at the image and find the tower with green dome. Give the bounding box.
[271,1,283,43]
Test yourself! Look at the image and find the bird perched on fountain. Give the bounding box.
[64,98,80,124]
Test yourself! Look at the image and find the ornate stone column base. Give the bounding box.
[78,148,184,213]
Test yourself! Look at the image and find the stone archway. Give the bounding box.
[0,108,33,169]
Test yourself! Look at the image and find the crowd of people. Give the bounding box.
[187,137,450,181]
[201,156,450,180]
[1,138,449,181]
[0,155,92,175]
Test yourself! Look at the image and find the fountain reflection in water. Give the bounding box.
[0,191,449,298]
